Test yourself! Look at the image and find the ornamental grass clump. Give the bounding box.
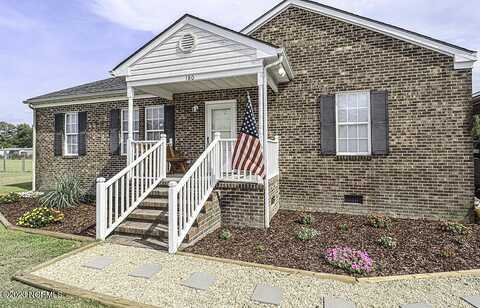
[17,207,64,228]
[325,246,373,275]
[40,175,83,209]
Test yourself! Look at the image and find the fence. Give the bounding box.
[0,148,33,173]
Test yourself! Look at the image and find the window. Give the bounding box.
[145,106,165,141]
[121,109,140,155]
[336,91,371,155]
[64,112,78,156]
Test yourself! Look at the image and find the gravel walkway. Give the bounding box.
[32,243,480,308]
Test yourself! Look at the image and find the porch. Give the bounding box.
[95,14,292,253]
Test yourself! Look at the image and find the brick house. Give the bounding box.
[24,0,477,252]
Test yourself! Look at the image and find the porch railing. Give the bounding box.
[96,137,167,240]
[218,139,259,183]
[131,140,158,161]
[168,133,221,253]
[267,136,279,179]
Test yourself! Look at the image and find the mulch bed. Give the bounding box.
[184,210,480,277]
[0,198,96,237]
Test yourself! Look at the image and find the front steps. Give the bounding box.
[113,175,221,250]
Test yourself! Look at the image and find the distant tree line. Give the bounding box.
[0,121,33,149]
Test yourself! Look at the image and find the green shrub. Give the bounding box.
[367,214,391,229]
[255,244,266,253]
[0,192,20,204]
[17,207,64,228]
[300,213,314,225]
[443,222,470,235]
[378,235,397,249]
[338,224,349,232]
[439,246,456,258]
[296,227,319,241]
[219,229,231,240]
[40,176,83,209]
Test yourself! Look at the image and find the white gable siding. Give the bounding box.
[128,25,260,82]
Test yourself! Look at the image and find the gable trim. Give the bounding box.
[111,14,281,76]
[241,0,477,69]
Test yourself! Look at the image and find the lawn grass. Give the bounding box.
[0,224,104,307]
[0,159,32,194]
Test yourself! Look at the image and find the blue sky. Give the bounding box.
[1,0,479,124]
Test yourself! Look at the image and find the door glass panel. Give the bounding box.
[212,109,231,131]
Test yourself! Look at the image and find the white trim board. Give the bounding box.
[241,0,477,69]
[28,94,157,109]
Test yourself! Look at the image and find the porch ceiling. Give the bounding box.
[136,74,258,97]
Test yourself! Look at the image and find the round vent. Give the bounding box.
[178,33,196,53]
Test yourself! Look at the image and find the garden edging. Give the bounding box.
[0,210,95,242]
[178,251,480,284]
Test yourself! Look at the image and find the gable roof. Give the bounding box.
[25,77,127,103]
[242,0,477,69]
[111,14,282,76]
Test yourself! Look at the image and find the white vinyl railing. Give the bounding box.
[267,136,279,179]
[131,140,158,161]
[218,139,259,183]
[96,136,167,240]
[168,133,222,253]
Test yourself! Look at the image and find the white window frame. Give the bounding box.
[64,112,79,156]
[145,105,165,141]
[335,90,371,156]
[120,108,140,156]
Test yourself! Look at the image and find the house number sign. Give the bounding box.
[185,74,195,81]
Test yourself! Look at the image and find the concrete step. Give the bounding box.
[129,208,168,222]
[139,197,168,210]
[149,187,169,198]
[159,174,185,186]
[108,234,168,251]
[117,221,168,238]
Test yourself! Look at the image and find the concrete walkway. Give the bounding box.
[32,243,480,307]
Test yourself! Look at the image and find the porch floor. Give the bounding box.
[29,243,480,307]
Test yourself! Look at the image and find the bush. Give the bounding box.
[378,235,397,249]
[325,246,373,275]
[219,229,231,240]
[439,246,456,258]
[17,207,64,228]
[299,214,314,225]
[0,192,20,204]
[367,214,391,229]
[40,176,84,209]
[338,224,349,232]
[296,227,319,241]
[443,222,470,235]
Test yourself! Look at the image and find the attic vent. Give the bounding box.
[178,33,196,53]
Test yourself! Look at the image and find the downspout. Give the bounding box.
[263,54,284,228]
[28,103,36,191]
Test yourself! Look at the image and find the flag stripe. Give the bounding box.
[231,94,265,179]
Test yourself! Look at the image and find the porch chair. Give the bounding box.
[166,144,189,174]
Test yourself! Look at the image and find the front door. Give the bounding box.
[205,100,237,145]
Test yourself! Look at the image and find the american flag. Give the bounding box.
[232,93,265,178]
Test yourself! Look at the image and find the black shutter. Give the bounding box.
[320,95,336,155]
[54,113,64,156]
[78,112,87,156]
[164,105,175,147]
[371,91,389,155]
[110,109,121,155]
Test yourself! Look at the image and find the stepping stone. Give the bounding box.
[181,272,216,290]
[252,284,283,306]
[82,256,113,270]
[324,297,356,308]
[128,264,161,279]
[463,296,480,308]
[400,304,433,308]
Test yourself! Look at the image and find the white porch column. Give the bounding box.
[31,106,36,191]
[127,86,134,165]
[258,70,270,228]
